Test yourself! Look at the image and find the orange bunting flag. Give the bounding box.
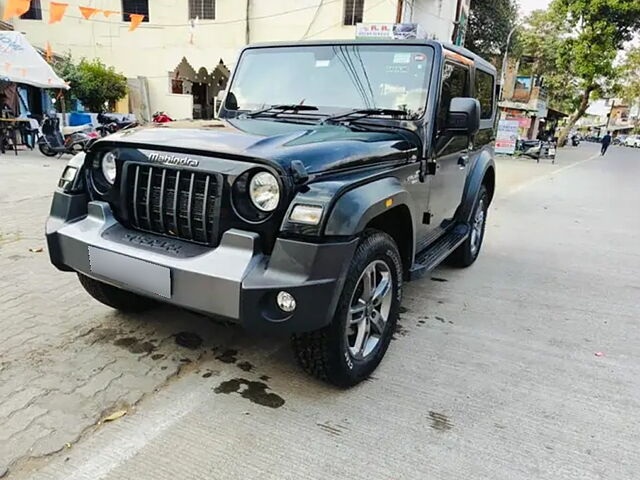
[20,68,27,77]
[4,62,11,72]
[79,6,100,19]
[3,0,31,21]
[45,42,53,63]
[128,13,144,31]
[102,10,118,17]
[49,2,68,24]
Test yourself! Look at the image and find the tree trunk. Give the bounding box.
[557,85,595,147]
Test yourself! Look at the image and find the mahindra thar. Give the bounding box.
[47,40,496,387]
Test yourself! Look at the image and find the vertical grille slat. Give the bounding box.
[125,164,220,247]
[185,173,195,240]
[145,166,153,230]
[132,165,140,227]
[158,169,167,233]
[201,175,210,243]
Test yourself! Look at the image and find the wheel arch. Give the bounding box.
[324,177,416,274]
[458,150,495,222]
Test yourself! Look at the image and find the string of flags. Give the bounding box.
[3,0,146,31]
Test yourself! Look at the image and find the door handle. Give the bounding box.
[458,155,468,168]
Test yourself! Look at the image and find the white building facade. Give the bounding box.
[8,0,467,120]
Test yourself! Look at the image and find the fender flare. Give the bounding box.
[324,177,416,236]
[458,149,495,222]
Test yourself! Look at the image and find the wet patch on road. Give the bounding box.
[393,322,409,339]
[431,277,448,282]
[215,349,238,364]
[151,353,164,361]
[113,337,156,354]
[237,361,254,372]
[429,411,453,431]
[259,375,270,382]
[213,378,285,408]
[174,331,203,350]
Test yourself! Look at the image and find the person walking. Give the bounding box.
[601,131,612,155]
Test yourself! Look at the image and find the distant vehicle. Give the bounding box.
[624,135,640,148]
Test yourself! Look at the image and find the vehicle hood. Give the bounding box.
[99,118,418,174]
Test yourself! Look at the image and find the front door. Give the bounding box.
[428,61,471,233]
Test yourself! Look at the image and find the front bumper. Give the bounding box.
[46,193,357,334]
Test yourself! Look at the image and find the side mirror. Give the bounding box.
[446,97,480,135]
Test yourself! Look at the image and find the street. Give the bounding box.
[1,142,639,479]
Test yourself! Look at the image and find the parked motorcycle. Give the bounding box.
[152,111,173,123]
[38,115,99,157]
[515,139,556,164]
[96,112,138,137]
[571,134,580,146]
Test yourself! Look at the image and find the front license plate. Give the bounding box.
[88,247,171,298]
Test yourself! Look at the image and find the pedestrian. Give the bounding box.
[601,131,612,155]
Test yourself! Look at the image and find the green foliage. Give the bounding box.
[616,47,640,106]
[52,55,127,112]
[519,0,640,143]
[464,0,519,61]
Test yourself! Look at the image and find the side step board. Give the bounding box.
[409,224,469,281]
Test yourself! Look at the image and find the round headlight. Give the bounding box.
[101,151,117,185]
[249,171,280,212]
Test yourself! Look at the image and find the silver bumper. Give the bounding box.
[48,201,262,320]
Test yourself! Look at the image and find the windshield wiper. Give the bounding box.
[242,104,319,119]
[322,108,409,125]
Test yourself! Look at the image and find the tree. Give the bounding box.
[52,56,127,112]
[551,0,640,146]
[616,47,640,112]
[464,0,519,61]
[518,9,582,115]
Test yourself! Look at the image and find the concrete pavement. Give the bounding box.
[2,143,639,479]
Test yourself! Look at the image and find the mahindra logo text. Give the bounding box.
[148,153,199,167]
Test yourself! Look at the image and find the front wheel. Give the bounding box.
[292,231,402,387]
[447,185,489,267]
[38,142,57,157]
[77,274,158,312]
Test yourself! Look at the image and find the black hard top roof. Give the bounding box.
[243,39,497,75]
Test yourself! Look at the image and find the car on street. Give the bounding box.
[624,135,640,148]
[46,39,496,386]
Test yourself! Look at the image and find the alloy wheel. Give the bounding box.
[345,260,393,359]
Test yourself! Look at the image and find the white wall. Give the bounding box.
[8,0,459,117]
[403,0,460,42]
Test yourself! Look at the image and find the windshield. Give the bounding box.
[225,44,434,120]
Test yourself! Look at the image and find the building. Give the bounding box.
[498,55,566,140]
[576,99,638,137]
[7,0,467,120]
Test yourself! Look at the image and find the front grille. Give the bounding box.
[125,164,221,246]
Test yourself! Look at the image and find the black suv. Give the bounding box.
[47,40,496,387]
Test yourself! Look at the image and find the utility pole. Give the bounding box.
[395,0,404,23]
[245,0,251,45]
[498,24,519,103]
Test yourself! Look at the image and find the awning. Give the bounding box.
[0,32,68,89]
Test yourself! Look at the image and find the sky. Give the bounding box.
[519,0,552,16]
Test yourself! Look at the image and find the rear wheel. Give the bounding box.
[447,185,489,267]
[78,274,157,312]
[292,231,402,387]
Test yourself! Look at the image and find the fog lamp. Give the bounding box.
[276,291,296,313]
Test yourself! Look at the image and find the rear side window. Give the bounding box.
[438,62,470,129]
[475,69,495,119]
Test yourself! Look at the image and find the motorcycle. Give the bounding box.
[571,135,580,147]
[38,115,99,157]
[96,112,138,137]
[515,139,556,164]
[152,111,173,123]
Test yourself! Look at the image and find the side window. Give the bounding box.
[344,0,365,26]
[475,70,495,119]
[437,62,469,130]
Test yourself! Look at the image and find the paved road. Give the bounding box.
[1,143,639,479]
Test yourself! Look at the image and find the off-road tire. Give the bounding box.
[447,185,489,268]
[77,274,157,312]
[291,230,402,387]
